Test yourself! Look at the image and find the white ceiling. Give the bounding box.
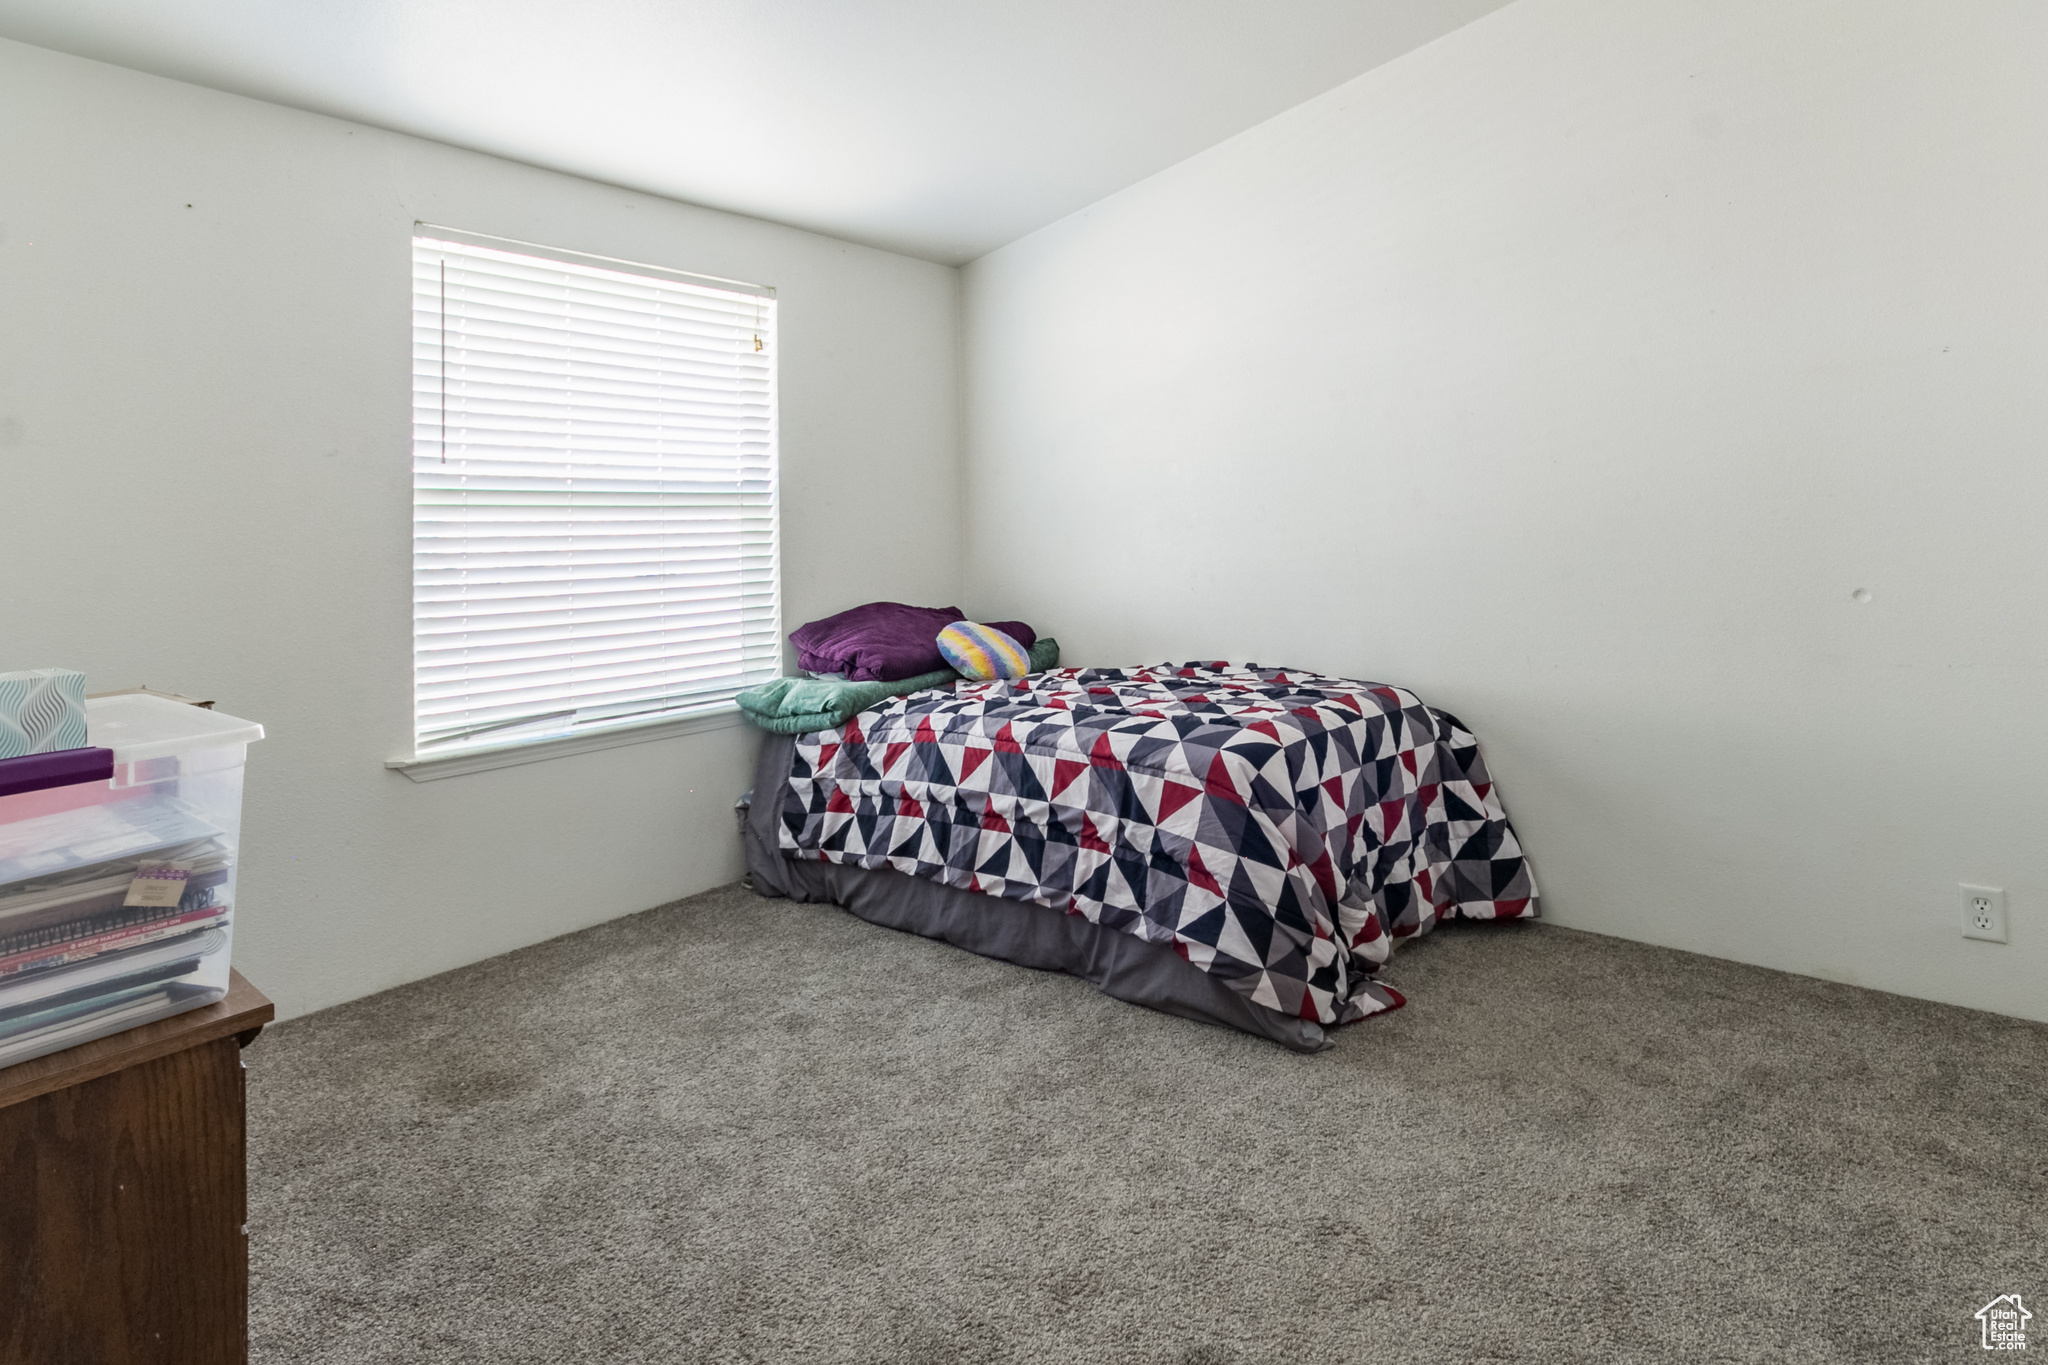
[0,0,1511,265]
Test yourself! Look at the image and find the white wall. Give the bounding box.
[963,0,2048,1021]
[0,39,962,1019]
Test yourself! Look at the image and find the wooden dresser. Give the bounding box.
[0,970,274,1364]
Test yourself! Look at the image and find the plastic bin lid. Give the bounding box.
[85,693,264,763]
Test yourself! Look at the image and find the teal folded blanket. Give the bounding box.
[739,637,1059,735]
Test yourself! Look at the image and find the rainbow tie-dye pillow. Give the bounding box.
[936,620,1032,681]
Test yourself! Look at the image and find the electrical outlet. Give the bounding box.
[1961,884,2008,943]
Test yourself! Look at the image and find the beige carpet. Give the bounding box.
[246,883,2046,1363]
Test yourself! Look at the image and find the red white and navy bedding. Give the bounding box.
[778,663,1535,1027]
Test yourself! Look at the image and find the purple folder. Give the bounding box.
[0,747,115,799]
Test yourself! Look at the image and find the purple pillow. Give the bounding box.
[791,602,1037,682]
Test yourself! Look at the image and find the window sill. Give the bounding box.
[386,706,747,782]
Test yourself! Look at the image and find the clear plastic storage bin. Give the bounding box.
[0,694,263,1069]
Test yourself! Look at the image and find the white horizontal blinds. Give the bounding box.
[410,232,779,754]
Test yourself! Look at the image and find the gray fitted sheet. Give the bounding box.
[740,731,1329,1053]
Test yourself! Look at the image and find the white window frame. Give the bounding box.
[390,226,778,781]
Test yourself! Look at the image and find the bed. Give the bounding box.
[739,663,1535,1051]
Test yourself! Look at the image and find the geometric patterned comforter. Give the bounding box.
[778,663,1536,1028]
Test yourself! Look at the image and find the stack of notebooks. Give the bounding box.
[0,796,232,1066]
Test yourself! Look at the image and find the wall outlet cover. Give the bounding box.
[1961,884,2008,944]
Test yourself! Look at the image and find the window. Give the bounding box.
[409,228,778,760]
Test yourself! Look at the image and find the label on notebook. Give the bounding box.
[123,862,191,908]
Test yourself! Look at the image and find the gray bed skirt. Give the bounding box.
[740,731,1330,1052]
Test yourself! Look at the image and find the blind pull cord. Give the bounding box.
[439,257,447,464]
